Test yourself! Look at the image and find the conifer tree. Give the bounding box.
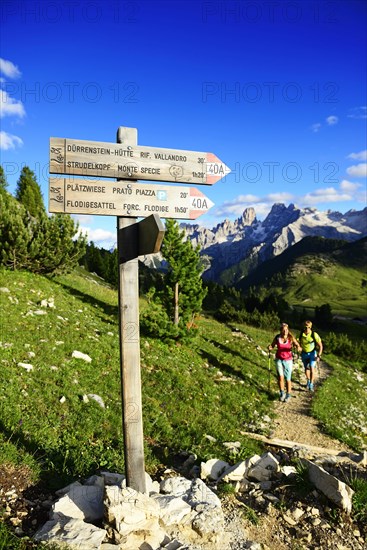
[1,165,86,274]
[26,214,87,274]
[0,190,30,270]
[160,218,207,330]
[0,165,8,192]
[15,166,45,219]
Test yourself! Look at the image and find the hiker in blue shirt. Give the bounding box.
[298,320,323,392]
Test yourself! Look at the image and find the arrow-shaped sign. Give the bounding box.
[50,137,230,185]
[49,178,215,220]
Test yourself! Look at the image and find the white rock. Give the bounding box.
[18,362,33,371]
[146,472,160,494]
[200,458,229,481]
[223,441,241,450]
[186,478,221,509]
[0,287,10,293]
[40,298,55,308]
[33,310,47,315]
[248,452,279,481]
[204,434,217,442]
[72,350,92,362]
[87,394,105,408]
[52,485,104,522]
[192,506,224,536]
[220,459,251,482]
[104,486,160,536]
[151,494,192,525]
[281,465,297,477]
[304,459,354,513]
[160,477,192,497]
[34,517,106,549]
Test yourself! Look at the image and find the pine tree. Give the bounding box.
[0,165,8,192]
[1,164,86,274]
[0,191,30,270]
[160,218,207,331]
[15,166,45,219]
[26,214,87,275]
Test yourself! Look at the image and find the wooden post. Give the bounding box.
[117,126,146,493]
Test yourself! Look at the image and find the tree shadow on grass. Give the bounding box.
[54,280,118,320]
[199,337,272,399]
[0,418,111,490]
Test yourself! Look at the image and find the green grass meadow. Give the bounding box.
[1,266,366,491]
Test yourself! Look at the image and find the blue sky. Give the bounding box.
[1,0,366,248]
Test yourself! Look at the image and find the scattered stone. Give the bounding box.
[303,459,354,513]
[40,298,55,308]
[34,517,106,548]
[17,362,33,371]
[87,394,105,408]
[72,350,92,362]
[200,459,229,481]
[248,452,279,482]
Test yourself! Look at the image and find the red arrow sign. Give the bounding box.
[49,178,215,219]
[50,137,230,185]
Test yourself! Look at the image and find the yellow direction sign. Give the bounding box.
[50,136,230,185]
[49,178,215,219]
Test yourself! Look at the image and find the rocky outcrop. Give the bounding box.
[32,448,364,550]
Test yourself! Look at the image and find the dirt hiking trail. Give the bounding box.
[270,359,353,453]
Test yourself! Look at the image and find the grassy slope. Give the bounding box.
[237,237,367,317]
[0,267,366,492]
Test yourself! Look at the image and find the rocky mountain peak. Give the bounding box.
[187,203,366,284]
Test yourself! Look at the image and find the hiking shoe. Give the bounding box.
[309,383,314,392]
[306,380,311,390]
[279,391,286,402]
[284,394,292,403]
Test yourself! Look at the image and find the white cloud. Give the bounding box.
[311,123,321,133]
[267,193,294,202]
[214,192,295,219]
[347,106,367,119]
[346,163,367,178]
[347,150,367,161]
[0,130,23,150]
[72,214,94,224]
[78,226,116,244]
[302,187,352,204]
[339,179,362,192]
[326,115,338,125]
[215,177,364,221]
[0,58,21,79]
[0,89,25,118]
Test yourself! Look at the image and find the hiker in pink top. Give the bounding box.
[268,323,301,403]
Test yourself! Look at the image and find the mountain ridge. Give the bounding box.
[182,203,367,285]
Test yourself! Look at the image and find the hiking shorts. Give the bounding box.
[275,359,293,381]
[301,350,317,370]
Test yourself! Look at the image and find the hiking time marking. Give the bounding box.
[49,177,215,219]
[50,137,230,185]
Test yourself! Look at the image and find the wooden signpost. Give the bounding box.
[50,136,230,185]
[49,177,214,219]
[48,126,230,494]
